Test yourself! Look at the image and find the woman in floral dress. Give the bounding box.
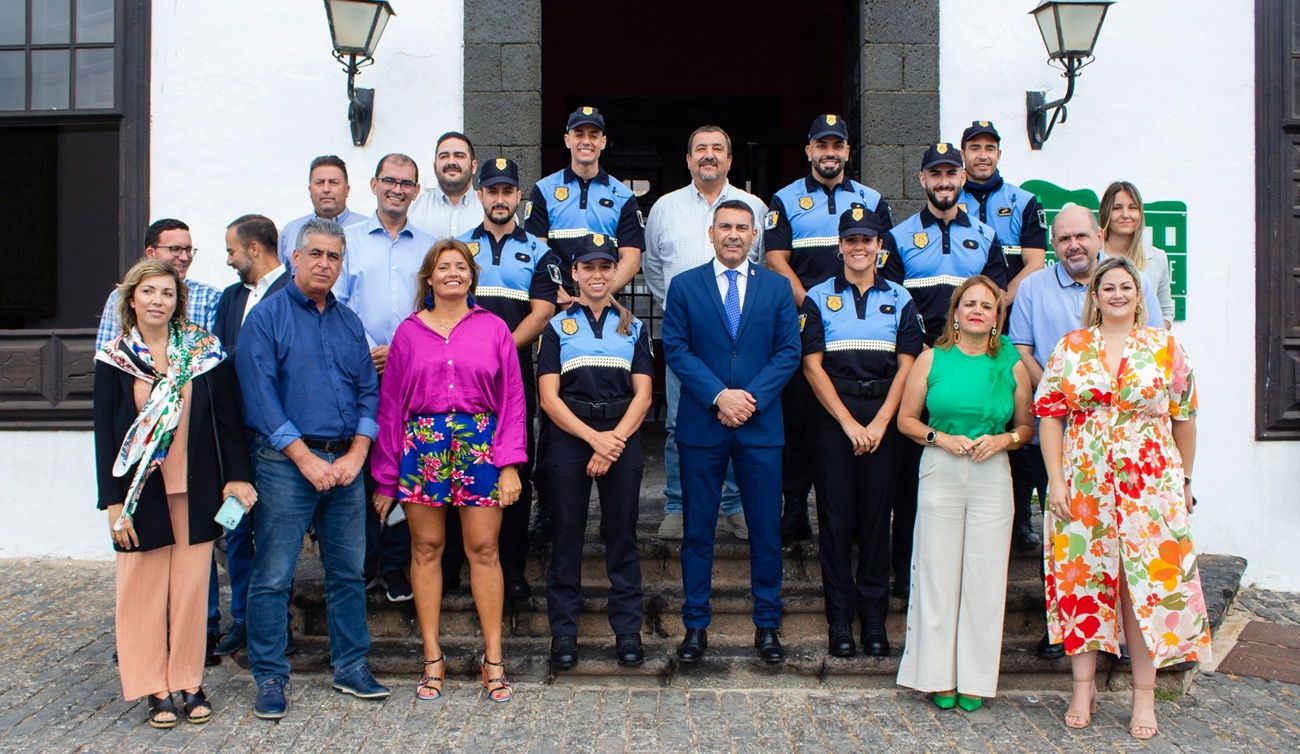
[371,240,527,703]
[1034,257,1209,740]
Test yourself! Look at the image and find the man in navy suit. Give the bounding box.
[662,200,802,664]
[210,214,291,658]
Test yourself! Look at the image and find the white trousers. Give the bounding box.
[896,447,1013,698]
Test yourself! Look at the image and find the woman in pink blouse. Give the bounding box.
[371,239,526,703]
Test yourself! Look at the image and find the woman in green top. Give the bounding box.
[895,275,1034,711]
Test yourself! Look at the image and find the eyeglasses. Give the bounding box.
[155,245,197,258]
[378,176,417,191]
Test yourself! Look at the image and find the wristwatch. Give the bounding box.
[926,430,937,447]
[1008,429,1023,450]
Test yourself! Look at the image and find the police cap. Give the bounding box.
[573,233,619,265]
[961,120,1001,146]
[808,114,850,142]
[920,142,963,170]
[478,156,519,188]
[838,206,882,239]
[566,106,605,133]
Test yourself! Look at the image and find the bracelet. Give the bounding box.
[1183,475,1192,486]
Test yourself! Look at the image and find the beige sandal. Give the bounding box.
[1129,683,1159,740]
[1064,675,1097,729]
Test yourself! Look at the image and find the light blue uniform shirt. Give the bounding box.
[333,213,436,348]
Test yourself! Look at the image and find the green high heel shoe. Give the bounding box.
[931,691,957,710]
[956,694,984,711]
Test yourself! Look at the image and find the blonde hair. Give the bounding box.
[1099,181,1147,271]
[1082,256,1145,327]
[932,275,1006,356]
[114,259,188,333]
[414,239,479,311]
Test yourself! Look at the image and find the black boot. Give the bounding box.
[780,493,812,544]
[860,621,890,657]
[1012,497,1041,551]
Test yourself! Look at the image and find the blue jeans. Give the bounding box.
[247,444,369,683]
[663,366,741,516]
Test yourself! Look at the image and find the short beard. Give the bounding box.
[438,171,471,195]
[487,207,515,227]
[926,186,957,211]
[813,160,843,181]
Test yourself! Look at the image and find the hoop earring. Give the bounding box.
[990,326,998,338]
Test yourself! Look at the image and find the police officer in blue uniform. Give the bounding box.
[957,120,1048,552]
[764,114,893,542]
[882,142,1008,600]
[438,157,561,600]
[526,106,646,300]
[537,234,653,671]
[802,208,924,658]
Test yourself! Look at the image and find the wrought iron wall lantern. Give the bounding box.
[324,0,395,146]
[1026,0,1113,150]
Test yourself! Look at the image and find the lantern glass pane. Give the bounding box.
[328,0,379,52]
[1033,6,1060,56]
[1057,4,1106,55]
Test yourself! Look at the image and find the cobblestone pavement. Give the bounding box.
[0,559,1297,753]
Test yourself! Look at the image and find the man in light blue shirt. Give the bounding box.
[332,152,435,602]
[278,155,367,268]
[95,218,220,350]
[1008,203,1162,662]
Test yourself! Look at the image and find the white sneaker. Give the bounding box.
[657,513,684,540]
[727,512,749,541]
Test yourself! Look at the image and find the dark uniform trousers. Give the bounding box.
[813,394,900,625]
[546,415,645,637]
[892,417,924,585]
[781,370,816,501]
[1012,443,1050,581]
[443,350,537,586]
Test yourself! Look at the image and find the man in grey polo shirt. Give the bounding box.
[1009,202,1163,660]
[643,125,767,541]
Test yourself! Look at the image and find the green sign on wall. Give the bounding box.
[1021,180,1188,321]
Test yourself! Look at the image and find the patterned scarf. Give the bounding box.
[94,320,225,530]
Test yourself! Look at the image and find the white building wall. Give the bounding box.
[939,0,1299,589]
[0,0,465,560]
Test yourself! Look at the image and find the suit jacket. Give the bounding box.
[214,273,291,354]
[93,360,252,552]
[662,261,801,447]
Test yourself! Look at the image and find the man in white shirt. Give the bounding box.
[278,155,367,267]
[406,131,483,240]
[643,126,767,541]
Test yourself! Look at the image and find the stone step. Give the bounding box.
[263,633,1196,694]
[295,579,1053,641]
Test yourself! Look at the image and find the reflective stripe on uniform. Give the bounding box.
[791,235,839,249]
[549,227,618,245]
[474,286,530,302]
[825,339,897,353]
[1002,245,1022,256]
[560,355,632,374]
[903,274,969,289]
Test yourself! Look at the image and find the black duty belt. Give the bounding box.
[563,398,631,420]
[830,376,893,398]
[302,437,353,453]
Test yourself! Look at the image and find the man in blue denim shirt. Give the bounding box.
[236,217,388,719]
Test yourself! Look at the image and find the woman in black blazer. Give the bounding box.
[93,260,255,729]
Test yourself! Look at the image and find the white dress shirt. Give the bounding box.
[712,257,750,314]
[643,180,767,307]
[407,185,483,241]
[241,265,287,324]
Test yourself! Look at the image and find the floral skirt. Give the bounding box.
[397,412,501,507]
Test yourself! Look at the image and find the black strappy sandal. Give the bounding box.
[180,688,212,724]
[147,693,179,729]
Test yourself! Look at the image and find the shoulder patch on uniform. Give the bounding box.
[799,313,807,332]
[957,202,968,214]
[468,241,480,256]
[547,263,563,284]
[826,295,843,312]
[876,249,889,269]
[637,209,646,228]
[912,231,929,248]
[916,313,927,334]
[1037,208,1047,229]
[798,196,814,211]
[764,211,779,231]
[997,207,1013,217]
[963,239,979,249]
[599,197,614,208]
[561,318,578,336]
[523,200,533,220]
[554,186,569,202]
